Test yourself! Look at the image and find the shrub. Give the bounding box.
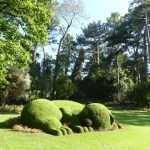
[21,99,62,133]
[1,68,31,104]
[80,103,113,130]
[20,99,119,135]
[63,126,73,134]
[128,82,150,106]
[88,127,94,132]
[53,100,84,125]
[53,100,84,116]
[45,117,62,132]
[83,126,89,132]
[72,125,85,133]
[55,75,76,99]
[0,105,23,114]
[78,65,116,101]
[60,127,68,135]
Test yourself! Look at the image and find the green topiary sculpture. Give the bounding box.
[79,103,114,130]
[21,99,63,135]
[20,99,121,135]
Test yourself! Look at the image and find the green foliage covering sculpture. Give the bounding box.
[20,99,121,136]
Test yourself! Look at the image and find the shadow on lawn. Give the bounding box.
[113,110,150,126]
[0,110,150,129]
[0,122,8,128]
[0,113,19,129]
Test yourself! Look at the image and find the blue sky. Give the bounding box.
[83,0,130,22]
[44,0,131,56]
[71,0,131,35]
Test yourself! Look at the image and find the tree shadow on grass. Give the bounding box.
[0,114,19,129]
[113,110,150,126]
[1,110,150,129]
[0,121,9,129]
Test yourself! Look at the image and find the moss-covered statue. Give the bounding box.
[20,99,121,136]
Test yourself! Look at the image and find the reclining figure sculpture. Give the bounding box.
[21,99,121,135]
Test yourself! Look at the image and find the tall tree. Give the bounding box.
[0,0,55,100]
[59,33,76,75]
[106,5,149,83]
[52,0,83,97]
[71,48,84,80]
[78,21,106,66]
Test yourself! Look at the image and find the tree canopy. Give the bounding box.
[1,0,150,106]
[0,0,55,86]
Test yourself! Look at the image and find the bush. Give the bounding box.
[0,105,23,114]
[53,100,84,116]
[45,117,62,134]
[0,68,31,104]
[79,65,116,101]
[53,100,84,125]
[20,99,119,135]
[129,82,150,106]
[21,99,62,133]
[55,75,76,99]
[80,103,114,130]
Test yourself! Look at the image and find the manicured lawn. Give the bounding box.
[0,110,150,150]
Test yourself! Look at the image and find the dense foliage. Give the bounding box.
[0,0,55,103]
[20,99,119,135]
[21,99,62,134]
[1,0,150,106]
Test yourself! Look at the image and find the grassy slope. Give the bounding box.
[0,110,150,150]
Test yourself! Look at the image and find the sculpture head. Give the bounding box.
[79,103,115,130]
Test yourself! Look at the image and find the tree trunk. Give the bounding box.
[71,49,84,81]
[116,55,121,101]
[52,19,73,98]
[31,44,37,63]
[143,13,149,82]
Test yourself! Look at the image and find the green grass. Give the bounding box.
[0,110,150,150]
